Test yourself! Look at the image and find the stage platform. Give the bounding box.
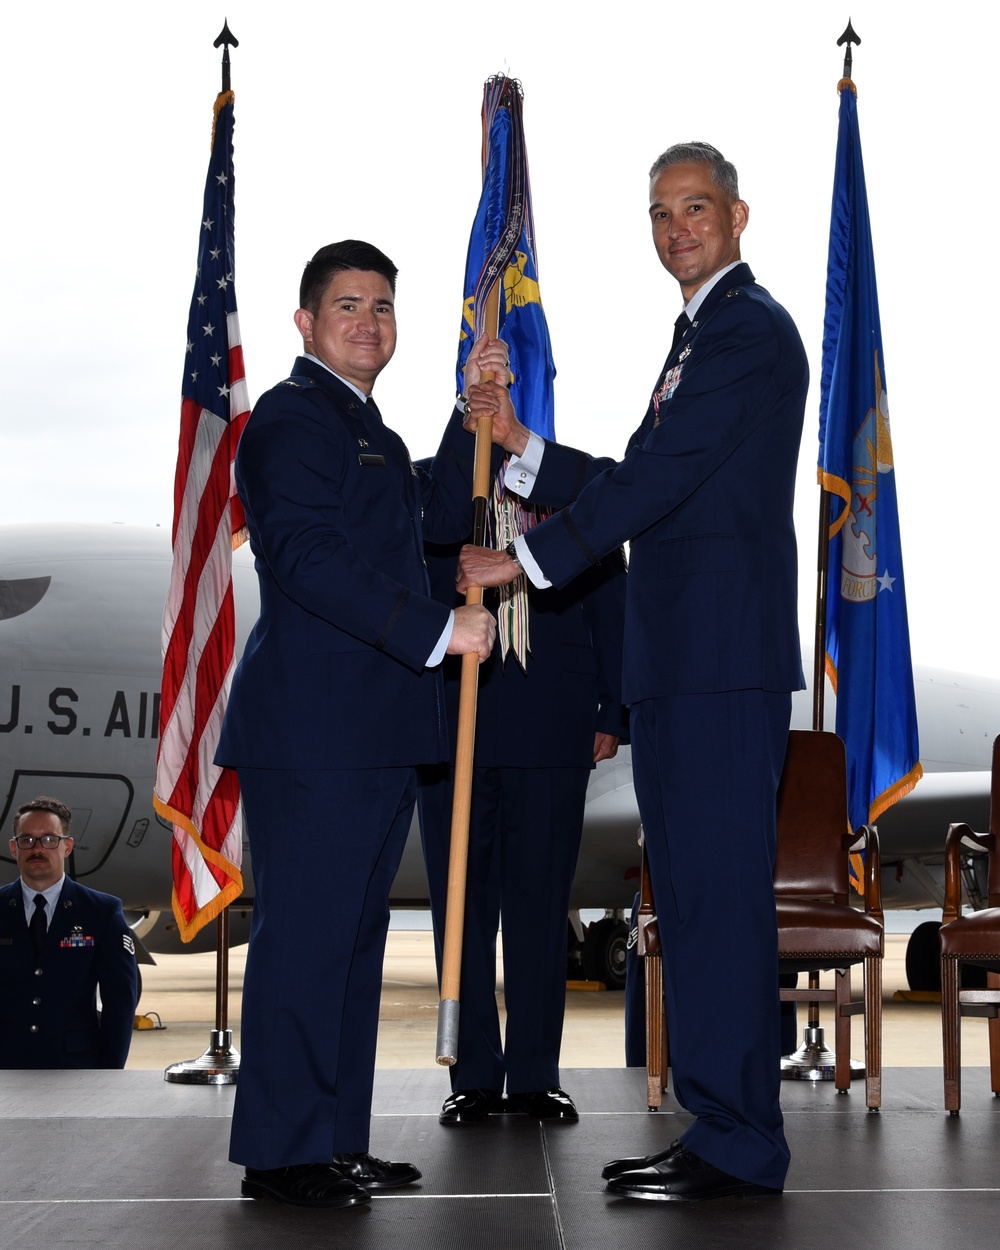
[2,1066,998,1249]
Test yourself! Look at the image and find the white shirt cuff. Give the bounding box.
[504,431,545,496]
[512,535,551,589]
[427,611,454,667]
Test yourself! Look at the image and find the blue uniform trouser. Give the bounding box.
[419,764,589,1094]
[630,691,791,1190]
[230,765,415,1169]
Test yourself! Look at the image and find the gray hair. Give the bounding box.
[649,143,739,202]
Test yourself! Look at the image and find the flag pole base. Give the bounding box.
[780,1025,865,1081]
[164,1029,240,1085]
[436,999,460,1066]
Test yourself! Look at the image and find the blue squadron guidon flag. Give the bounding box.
[154,89,248,941]
[457,75,556,668]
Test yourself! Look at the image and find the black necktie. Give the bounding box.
[670,311,691,356]
[30,894,47,958]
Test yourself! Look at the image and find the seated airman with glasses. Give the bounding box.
[1,796,138,1068]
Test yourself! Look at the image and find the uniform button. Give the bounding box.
[34,967,43,976]
[32,998,41,1006]
[30,1025,39,1034]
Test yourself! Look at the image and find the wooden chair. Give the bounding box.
[773,730,884,1109]
[640,729,884,1111]
[940,734,1000,1113]
[636,835,668,1109]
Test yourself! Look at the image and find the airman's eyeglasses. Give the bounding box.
[11,834,69,850]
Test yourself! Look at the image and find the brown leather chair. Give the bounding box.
[940,734,1000,1113]
[636,835,668,1110]
[774,730,884,1109]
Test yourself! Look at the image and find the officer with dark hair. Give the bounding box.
[217,240,502,1209]
[1,796,137,1069]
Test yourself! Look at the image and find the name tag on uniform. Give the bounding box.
[358,454,386,467]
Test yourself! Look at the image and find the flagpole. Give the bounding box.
[215,18,237,92]
[813,489,830,732]
[811,17,860,736]
[783,20,866,1086]
[436,73,544,1065]
[436,280,500,1067]
[163,22,243,1085]
[165,909,241,1084]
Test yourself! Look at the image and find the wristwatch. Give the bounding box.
[505,541,523,570]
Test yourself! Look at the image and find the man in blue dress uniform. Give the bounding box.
[458,144,808,1202]
[1,796,137,1069]
[418,524,628,1125]
[216,240,499,1209]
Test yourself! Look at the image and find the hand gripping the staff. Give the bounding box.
[463,378,530,458]
[463,333,511,392]
[456,544,520,594]
[447,604,496,662]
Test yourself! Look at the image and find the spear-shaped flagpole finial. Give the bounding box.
[214,20,239,94]
[837,19,861,81]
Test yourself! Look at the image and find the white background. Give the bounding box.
[1,1,995,676]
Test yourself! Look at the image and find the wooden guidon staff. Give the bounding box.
[436,282,501,1066]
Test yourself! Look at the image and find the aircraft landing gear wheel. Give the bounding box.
[905,921,942,991]
[906,920,987,991]
[566,920,585,981]
[583,917,629,990]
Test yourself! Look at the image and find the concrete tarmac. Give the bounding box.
[125,930,990,1073]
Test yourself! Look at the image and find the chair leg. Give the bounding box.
[833,967,851,1092]
[941,955,961,1112]
[645,952,664,1110]
[863,953,882,1109]
[987,971,1000,1098]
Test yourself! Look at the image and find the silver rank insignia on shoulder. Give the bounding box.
[123,934,135,955]
[281,379,300,387]
[725,288,741,298]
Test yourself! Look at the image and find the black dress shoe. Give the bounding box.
[602,1139,680,1180]
[331,1152,421,1189]
[505,1088,579,1121]
[605,1143,781,1202]
[242,1164,370,1207]
[439,1088,504,1125]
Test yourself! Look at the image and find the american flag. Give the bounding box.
[153,89,249,941]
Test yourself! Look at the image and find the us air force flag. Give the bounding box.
[818,78,922,835]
